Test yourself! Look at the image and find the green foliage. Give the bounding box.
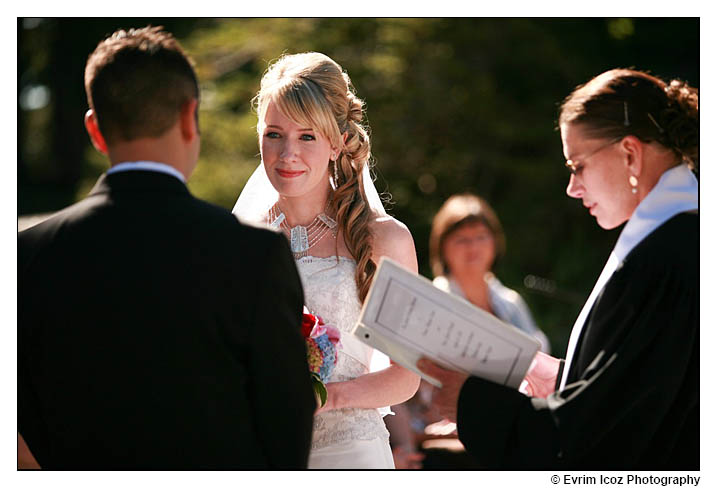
[18,18,698,354]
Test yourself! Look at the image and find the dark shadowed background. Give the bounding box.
[17,17,699,354]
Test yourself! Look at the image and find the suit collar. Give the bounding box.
[107,161,186,183]
[88,170,190,197]
[613,164,698,262]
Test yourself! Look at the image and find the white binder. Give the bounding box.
[353,257,540,389]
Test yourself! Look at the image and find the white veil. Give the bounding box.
[232,160,388,225]
[231,160,393,382]
[232,162,280,226]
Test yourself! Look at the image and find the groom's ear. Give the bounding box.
[179,98,199,142]
[84,110,108,155]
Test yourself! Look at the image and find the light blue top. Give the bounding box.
[433,274,551,353]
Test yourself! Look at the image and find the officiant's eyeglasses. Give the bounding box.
[564,137,623,175]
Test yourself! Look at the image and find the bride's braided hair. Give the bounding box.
[255,52,376,302]
[334,94,375,302]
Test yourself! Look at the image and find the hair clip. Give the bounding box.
[623,101,630,126]
[647,112,665,134]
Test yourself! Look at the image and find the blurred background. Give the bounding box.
[17,17,699,355]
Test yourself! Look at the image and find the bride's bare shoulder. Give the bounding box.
[369,215,417,273]
[370,214,410,240]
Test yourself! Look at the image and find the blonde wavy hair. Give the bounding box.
[255,52,376,302]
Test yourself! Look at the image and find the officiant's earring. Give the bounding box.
[629,175,638,194]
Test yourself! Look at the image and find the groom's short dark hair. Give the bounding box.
[84,26,199,144]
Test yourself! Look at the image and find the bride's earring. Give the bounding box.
[629,175,638,194]
[333,159,340,185]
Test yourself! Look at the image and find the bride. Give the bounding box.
[233,52,421,469]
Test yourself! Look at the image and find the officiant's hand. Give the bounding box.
[416,358,469,423]
[520,351,561,398]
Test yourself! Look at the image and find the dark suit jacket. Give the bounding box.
[18,170,315,469]
[456,212,699,470]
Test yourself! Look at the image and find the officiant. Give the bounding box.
[418,68,699,470]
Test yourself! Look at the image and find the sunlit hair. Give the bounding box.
[84,26,199,144]
[429,193,506,278]
[255,52,376,302]
[559,68,698,170]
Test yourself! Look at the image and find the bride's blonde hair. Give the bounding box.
[255,52,376,302]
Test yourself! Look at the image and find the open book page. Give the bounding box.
[353,257,540,389]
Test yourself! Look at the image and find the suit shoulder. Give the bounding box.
[633,212,697,259]
[188,198,267,231]
[18,195,106,244]
[651,211,697,236]
[190,198,287,249]
[625,211,697,279]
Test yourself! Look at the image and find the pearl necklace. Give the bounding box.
[268,203,338,260]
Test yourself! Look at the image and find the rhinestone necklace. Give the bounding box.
[268,203,338,260]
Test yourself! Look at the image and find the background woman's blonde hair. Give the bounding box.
[255,52,376,302]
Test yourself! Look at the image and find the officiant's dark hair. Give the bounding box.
[84,26,199,144]
[559,68,698,170]
[429,193,506,278]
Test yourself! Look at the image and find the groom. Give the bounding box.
[18,26,315,469]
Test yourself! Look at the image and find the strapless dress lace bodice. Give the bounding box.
[295,256,390,450]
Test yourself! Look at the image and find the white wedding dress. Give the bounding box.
[297,256,395,469]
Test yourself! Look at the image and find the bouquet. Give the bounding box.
[302,307,342,407]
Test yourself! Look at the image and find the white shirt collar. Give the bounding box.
[613,163,698,261]
[107,161,186,183]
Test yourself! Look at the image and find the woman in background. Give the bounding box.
[387,193,549,468]
[430,193,550,351]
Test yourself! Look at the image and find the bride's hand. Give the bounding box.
[315,383,336,415]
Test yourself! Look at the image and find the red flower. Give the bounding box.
[300,306,341,407]
[301,312,318,338]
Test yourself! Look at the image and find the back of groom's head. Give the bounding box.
[84,26,199,145]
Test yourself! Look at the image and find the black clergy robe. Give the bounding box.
[455,211,698,469]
